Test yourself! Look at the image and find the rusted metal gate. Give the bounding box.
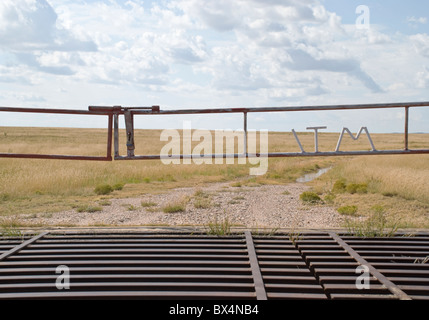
[1,101,429,160]
[1,231,428,300]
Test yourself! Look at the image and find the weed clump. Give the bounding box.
[300,191,323,204]
[76,205,102,213]
[346,183,368,194]
[382,191,398,197]
[112,183,125,191]
[332,179,347,193]
[194,198,212,209]
[193,189,213,209]
[206,216,231,236]
[323,193,336,204]
[337,205,358,216]
[163,204,185,213]
[141,201,157,207]
[94,184,113,195]
[345,205,399,237]
[162,197,189,213]
[94,183,125,195]
[332,180,368,194]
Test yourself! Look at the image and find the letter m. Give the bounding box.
[335,127,376,152]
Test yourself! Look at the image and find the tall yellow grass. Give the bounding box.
[0,127,345,198]
[327,155,429,204]
[1,126,429,226]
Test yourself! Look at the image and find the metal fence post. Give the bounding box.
[405,106,409,151]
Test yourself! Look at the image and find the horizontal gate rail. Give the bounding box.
[1,101,429,161]
[0,106,113,161]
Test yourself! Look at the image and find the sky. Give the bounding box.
[0,0,429,133]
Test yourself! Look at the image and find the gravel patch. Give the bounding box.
[24,181,345,229]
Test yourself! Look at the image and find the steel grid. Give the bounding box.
[0,231,428,300]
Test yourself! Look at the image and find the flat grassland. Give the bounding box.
[1,126,429,230]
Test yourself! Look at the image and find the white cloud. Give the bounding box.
[0,0,96,51]
[0,0,96,78]
[0,0,428,130]
[417,67,429,88]
[411,33,429,58]
[407,16,428,25]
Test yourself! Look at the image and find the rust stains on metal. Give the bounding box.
[1,101,429,161]
[1,231,428,300]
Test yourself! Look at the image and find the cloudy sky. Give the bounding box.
[0,0,429,133]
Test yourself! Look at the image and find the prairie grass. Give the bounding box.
[1,126,429,229]
[206,216,232,236]
[141,201,157,207]
[162,203,186,213]
[345,205,399,237]
[76,205,102,213]
[310,154,429,228]
[162,196,189,213]
[0,127,337,215]
[337,205,358,216]
[194,198,212,209]
[300,191,323,204]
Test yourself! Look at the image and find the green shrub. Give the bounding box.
[332,179,368,194]
[337,205,358,216]
[126,204,138,211]
[98,200,112,206]
[332,179,347,193]
[163,203,186,213]
[324,193,336,204]
[206,217,231,236]
[346,183,368,194]
[76,205,102,213]
[346,205,399,237]
[162,197,188,213]
[382,191,398,197]
[112,183,125,191]
[300,192,323,204]
[0,194,11,202]
[94,184,113,195]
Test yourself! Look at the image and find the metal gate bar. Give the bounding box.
[252,234,328,300]
[0,107,113,161]
[339,233,429,300]
[2,101,429,161]
[106,101,429,161]
[329,232,411,300]
[0,232,48,262]
[244,231,267,300]
[0,231,429,300]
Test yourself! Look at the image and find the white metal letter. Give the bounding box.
[307,126,327,153]
[335,127,376,152]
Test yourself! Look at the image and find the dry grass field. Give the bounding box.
[1,126,429,230]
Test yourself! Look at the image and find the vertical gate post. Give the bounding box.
[106,113,113,161]
[113,106,121,158]
[243,112,248,156]
[124,110,135,157]
[404,106,409,151]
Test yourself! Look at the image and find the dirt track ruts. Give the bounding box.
[23,181,345,229]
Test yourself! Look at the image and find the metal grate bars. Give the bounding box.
[0,231,428,300]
